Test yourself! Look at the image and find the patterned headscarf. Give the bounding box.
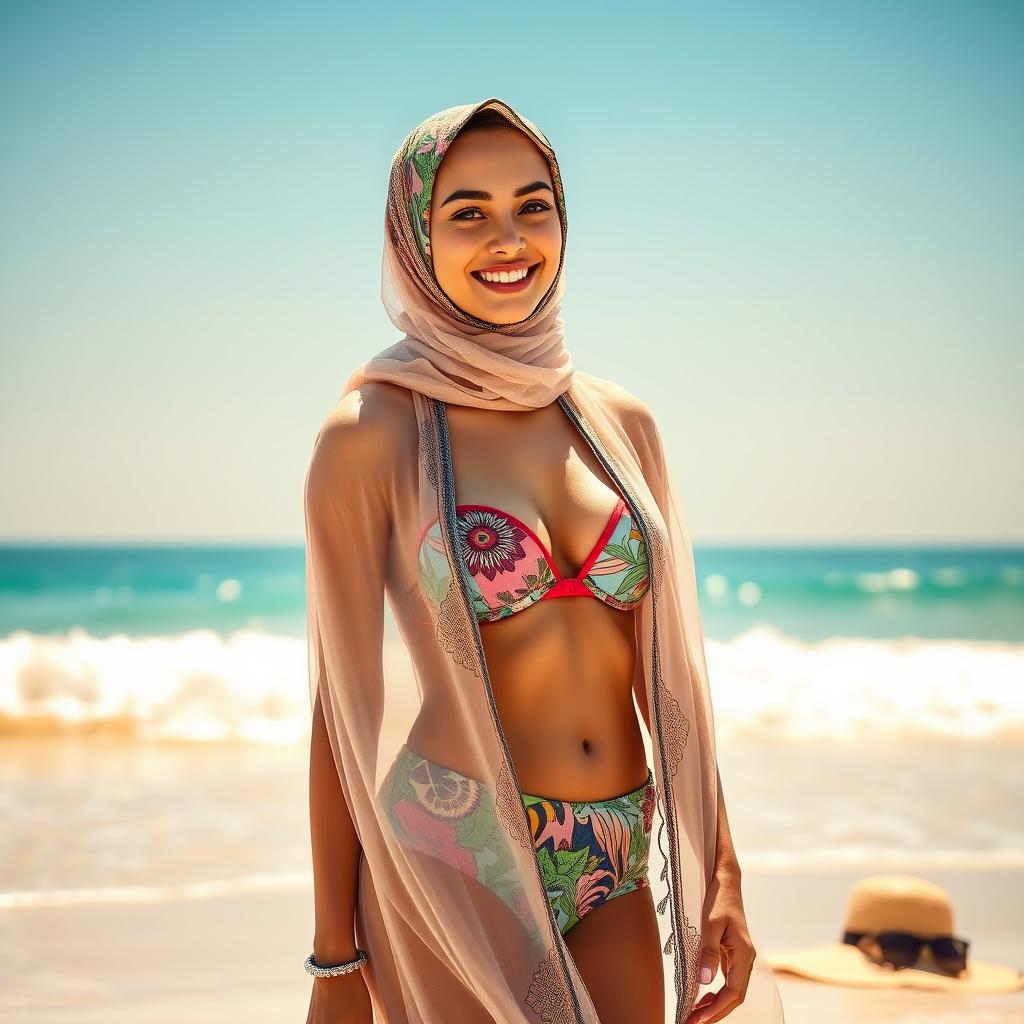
[345,97,575,410]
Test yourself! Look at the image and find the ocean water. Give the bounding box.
[1,543,1022,904]
[0,540,1019,634]
[2,542,1022,746]
[3,542,1022,644]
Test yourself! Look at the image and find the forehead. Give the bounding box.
[435,127,550,187]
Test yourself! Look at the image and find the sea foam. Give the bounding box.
[0,624,1021,745]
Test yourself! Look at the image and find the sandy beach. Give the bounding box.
[2,861,1021,1022]
[2,738,1021,1023]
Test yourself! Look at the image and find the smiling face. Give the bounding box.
[428,125,563,325]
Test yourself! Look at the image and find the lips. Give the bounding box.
[471,261,541,293]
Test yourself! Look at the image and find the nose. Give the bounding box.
[487,214,526,258]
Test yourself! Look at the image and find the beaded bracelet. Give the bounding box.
[304,949,368,978]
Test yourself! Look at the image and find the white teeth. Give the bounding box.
[480,266,530,283]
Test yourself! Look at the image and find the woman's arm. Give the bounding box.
[713,765,741,880]
[310,679,364,962]
[304,385,397,967]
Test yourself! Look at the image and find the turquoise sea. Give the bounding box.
[3,542,1021,643]
[2,540,1021,747]
[2,542,1022,904]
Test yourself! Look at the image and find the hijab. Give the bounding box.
[343,97,575,410]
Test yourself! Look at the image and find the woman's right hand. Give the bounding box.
[305,971,373,1023]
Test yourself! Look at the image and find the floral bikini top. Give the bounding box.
[418,495,650,624]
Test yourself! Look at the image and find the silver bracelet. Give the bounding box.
[304,949,368,978]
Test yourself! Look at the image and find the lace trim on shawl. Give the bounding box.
[437,582,480,675]
[525,947,575,1023]
[658,684,689,779]
[649,520,689,781]
[418,415,439,493]
[680,913,702,1008]
[497,758,534,849]
[419,413,482,675]
[653,660,693,1012]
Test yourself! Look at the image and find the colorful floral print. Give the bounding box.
[383,744,655,940]
[460,507,530,581]
[524,771,655,936]
[402,131,449,262]
[417,499,650,624]
[383,744,542,944]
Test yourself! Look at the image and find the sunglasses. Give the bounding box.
[843,929,969,975]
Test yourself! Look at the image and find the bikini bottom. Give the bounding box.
[382,743,656,937]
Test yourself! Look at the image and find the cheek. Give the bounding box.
[535,219,563,258]
[433,232,479,280]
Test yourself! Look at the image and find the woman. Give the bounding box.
[304,98,785,1024]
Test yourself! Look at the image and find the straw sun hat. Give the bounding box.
[765,873,1024,993]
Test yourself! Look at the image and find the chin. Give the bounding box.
[485,302,537,326]
[473,287,550,325]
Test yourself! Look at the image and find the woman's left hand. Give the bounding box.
[685,862,757,1024]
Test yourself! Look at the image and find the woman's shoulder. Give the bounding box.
[318,380,414,440]
[307,381,415,490]
[571,369,657,436]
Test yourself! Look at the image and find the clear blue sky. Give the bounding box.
[1,1,1020,543]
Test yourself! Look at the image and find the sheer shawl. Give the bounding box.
[304,98,785,1022]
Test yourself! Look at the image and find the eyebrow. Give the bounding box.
[439,181,554,208]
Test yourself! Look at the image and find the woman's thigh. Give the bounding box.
[564,883,665,1024]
